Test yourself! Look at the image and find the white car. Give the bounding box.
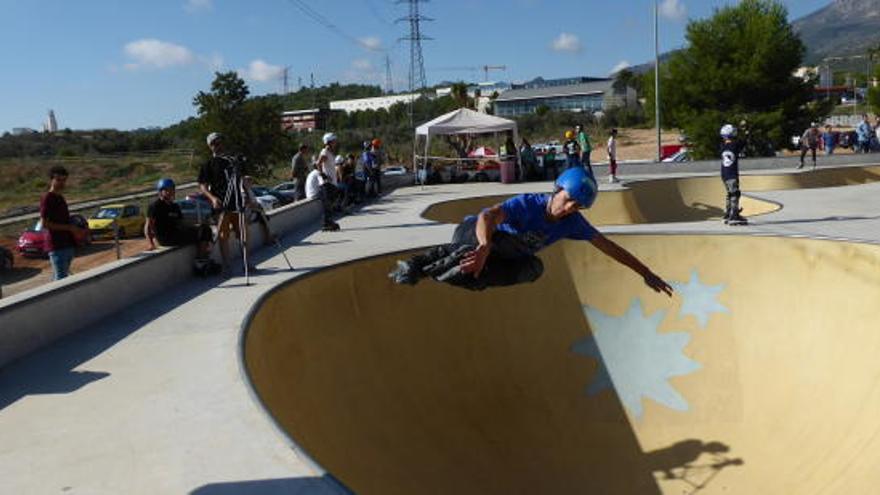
[383,165,408,176]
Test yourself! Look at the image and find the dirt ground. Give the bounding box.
[0,236,149,299]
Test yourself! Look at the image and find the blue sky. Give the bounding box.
[0,0,829,132]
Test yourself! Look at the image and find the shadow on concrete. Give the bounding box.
[645,440,744,494]
[190,474,353,495]
[0,266,41,285]
[0,277,219,411]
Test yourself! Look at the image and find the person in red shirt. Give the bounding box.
[40,166,86,280]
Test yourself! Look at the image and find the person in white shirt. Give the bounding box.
[316,133,339,186]
[305,168,340,231]
[607,128,619,183]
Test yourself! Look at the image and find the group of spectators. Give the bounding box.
[799,115,880,169]
[293,133,385,231]
[37,130,388,280]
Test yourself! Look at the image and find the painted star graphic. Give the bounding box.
[671,269,729,329]
[572,299,701,419]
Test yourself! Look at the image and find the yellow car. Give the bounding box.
[88,204,145,239]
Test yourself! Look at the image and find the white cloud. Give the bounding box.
[359,36,383,52]
[610,60,631,75]
[659,0,687,21]
[123,39,195,70]
[184,0,213,13]
[551,33,582,54]
[239,59,285,83]
[351,59,374,71]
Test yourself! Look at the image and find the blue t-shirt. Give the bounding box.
[468,193,599,252]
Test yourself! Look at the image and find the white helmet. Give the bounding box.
[206,132,223,146]
[720,124,737,139]
[334,155,345,165]
[322,132,337,144]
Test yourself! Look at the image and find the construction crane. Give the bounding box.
[431,64,507,81]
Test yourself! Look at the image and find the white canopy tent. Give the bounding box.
[414,108,521,183]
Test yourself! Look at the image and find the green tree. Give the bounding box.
[193,71,284,177]
[655,0,827,158]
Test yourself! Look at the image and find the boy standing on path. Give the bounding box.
[607,128,619,183]
[720,124,747,226]
[40,166,86,280]
[576,124,593,174]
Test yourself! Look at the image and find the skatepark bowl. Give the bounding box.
[422,165,880,225]
[243,233,880,494]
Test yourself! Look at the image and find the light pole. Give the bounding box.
[654,0,662,163]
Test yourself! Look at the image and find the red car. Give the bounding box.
[17,215,92,258]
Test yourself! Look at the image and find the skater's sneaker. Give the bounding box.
[388,260,421,285]
[322,221,341,232]
[796,161,804,170]
[727,214,748,226]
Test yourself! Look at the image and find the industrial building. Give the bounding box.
[493,77,636,117]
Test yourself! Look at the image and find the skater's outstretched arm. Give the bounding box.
[460,204,506,277]
[590,234,673,296]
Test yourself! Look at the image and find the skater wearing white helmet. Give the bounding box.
[316,132,339,186]
[389,166,673,294]
[720,124,747,226]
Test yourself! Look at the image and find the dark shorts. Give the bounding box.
[446,217,544,291]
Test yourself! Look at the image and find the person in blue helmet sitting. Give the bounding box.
[146,178,219,275]
[389,167,674,294]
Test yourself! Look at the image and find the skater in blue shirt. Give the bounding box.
[720,124,748,226]
[389,167,673,295]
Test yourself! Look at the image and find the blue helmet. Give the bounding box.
[156,178,176,191]
[555,167,598,208]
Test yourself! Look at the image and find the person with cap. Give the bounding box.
[563,130,582,171]
[197,132,248,272]
[388,167,673,294]
[146,178,217,273]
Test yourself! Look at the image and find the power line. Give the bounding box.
[362,0,394,26]
[284,0,383,52]
[396,0,432,92]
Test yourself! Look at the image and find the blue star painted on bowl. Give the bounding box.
[571,299,701,419]
[671,269,729,329]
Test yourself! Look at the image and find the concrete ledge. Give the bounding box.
[0,198,323,369]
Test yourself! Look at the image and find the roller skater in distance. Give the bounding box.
[389,167,673,295]
[719,124,748,226]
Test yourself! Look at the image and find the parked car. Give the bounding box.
[176,196,214,228]
[0,246,12,271]
[87,204,145,239]
[17,215,92,258]
[252,186,293,206]
[383,165,408,176]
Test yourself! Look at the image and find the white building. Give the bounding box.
[43,110,58,133]
[330,93,418,114]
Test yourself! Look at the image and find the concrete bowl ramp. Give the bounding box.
[422,165,880,225]
[243,234,880,494]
